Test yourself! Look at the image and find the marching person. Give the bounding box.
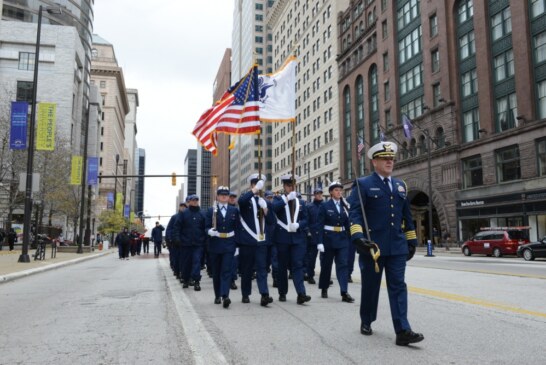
[316,182,354,303]
[272,173,311,305]
[238,174,275,306]
[305,187,324,285]
[348,141,424,346]
[264,190,279,288]
[172,195,206,291]
[228,191,239,290]
[151,222,165,258]
[206,186,240,308]
[115,227,131,260]
[166,202,187,275]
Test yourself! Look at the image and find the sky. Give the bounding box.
[93,0,234,228]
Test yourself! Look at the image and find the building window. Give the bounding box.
[461,69,478,97]
[384,80,390,101]
[459,31,476,60]
[463,108,479,142]
[538,139,546,176]
[381,0,387,12]
[532,0,546,18]
[255,36,263,43]
[383,52,389,71]
[401,96,424,120]
[100,80,106,88]
[538,80,546,118]
[398,26,422,64]
[496,93,517,131]
[430,14,438,37]
[256,14,263,21]
[356,76,364,129]
[534,31,546,63]
[382,20,388,39]
[16,81,33,102]
[344,86,351,129]
[432,83,441,107]
[256,3,263,10]
[494,50,514,82]
[458,0,474,24]
[91,48,98,59]
[399,64,423,96]
[397,0,419,29]
[491,7,512,41]
[495,145,521,182]
[18,52,35,71]
[431,49,440,73]
[462,155,483,188]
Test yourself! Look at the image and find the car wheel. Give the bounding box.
[523,249,535,261]
[463,246,471,256]
[493,248,502,258]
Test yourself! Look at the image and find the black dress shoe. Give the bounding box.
[341,293,355,303]
[360,324,373,336]
[395,330,424,346]
[297,294,311,304]
[182,281,189,288]
[279,294,286,302]
[329,279,333,285]
[189,279,195,286]
[260,295,273,307]
[194,282,201,291]
[242,296,250,303]
[321,289,328,298]
[231,281,238,290]
[222,297,231,308]
[348,277,353,283]
[307,277,316,284]
[214,297,221,304]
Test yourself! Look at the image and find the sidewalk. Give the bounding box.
[0,246,113,284]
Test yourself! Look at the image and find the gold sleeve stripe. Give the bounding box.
[405,230,417,239]
[350,224,363,235]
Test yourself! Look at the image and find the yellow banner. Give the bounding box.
[36,102,56,151]
[70,156,83,185]
[116,193,123,213]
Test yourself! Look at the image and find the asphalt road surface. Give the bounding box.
[1,251,545,364]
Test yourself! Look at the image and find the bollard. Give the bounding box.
[425,239,435,257]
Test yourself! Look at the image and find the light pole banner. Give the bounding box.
[87,157,99,185]
[106,192,114,209]
[124,204,130,218]
[36,102,56,151]
[10,101,28,150]
[116,193,123,213]
[70,155,83,185]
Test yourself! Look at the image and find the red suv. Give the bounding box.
[462,227,530,257]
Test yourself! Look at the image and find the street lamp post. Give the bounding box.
[19,5,62,263]
[425,129,434,250]
[113,154,120,210]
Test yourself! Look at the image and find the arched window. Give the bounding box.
[356,75,365,130]
[344,86,351,129]
[436,127,445,148]
[410,138,417,157]
[419,135,427,155]
[401,142,409,160]
[369,65,379,143]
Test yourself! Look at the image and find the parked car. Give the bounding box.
[517,236,546,261]
[462,227,530,257]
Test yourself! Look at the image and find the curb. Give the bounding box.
[0,250,113,284]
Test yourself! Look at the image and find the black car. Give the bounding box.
[517,236,546,261]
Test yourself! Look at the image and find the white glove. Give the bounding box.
[288,222,299,232]
[208,229,218,237]
[317,244,325,253]
[234,248,239,256]
[255,180,264,191]
[287,191,297,201]
[258,197,267,209]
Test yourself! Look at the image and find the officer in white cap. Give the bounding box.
[348,141,423,345]
[271,173,311,305]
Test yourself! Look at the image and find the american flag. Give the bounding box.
[357,136,365,160]
[402,113,413,140]
[192,92,234,155]
[216,66,261,135]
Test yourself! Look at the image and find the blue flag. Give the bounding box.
[402,114,413,140]
[87,157,99,185]
[10,101,28,150]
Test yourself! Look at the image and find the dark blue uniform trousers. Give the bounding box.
[179,246,203,282]
[239,245,257,297]
[231,256,238,282]
[209,252,234,298]
[276,242,306,295]
[305,236,319,278]
[319,245,349,294]
[359,254,411,333]
[269,245,278,281]
[255,245,271,295]
[347,243,356,279]
[170,245,178,271]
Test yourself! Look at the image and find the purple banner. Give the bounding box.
[107,192,114,209]
[10,101,28,150]
[87,157,99,185]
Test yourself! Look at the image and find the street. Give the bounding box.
[0,251,545,365]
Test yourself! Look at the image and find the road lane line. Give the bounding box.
[159,258,228,365]
[410,264,546,280]
[409,286,546,319]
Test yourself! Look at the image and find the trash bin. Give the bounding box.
[98,242,103,250]
[103,240,109,250]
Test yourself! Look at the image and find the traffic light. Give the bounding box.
[171,172,176,186]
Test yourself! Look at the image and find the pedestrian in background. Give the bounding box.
[305,187,324,285]
[151,222,165,258]
[348,141,424,346]
[115,227,131,260]
[8,228,17,251]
